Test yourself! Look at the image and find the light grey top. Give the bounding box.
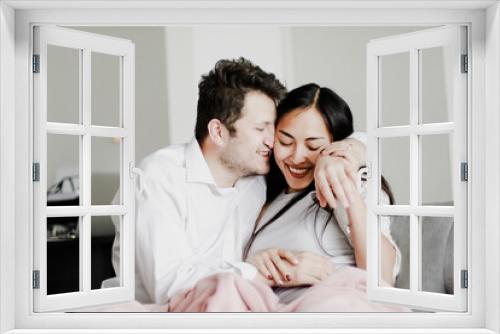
[247,181,401,303]
[248,190,356,267]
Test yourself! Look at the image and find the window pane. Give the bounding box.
[420,216,454,294]
[380,215,410,290]
[91,137,121,205]
[47,45,81,124]
[379,137,410,205]
[92,52,121,127]
[47,134,80,206]
[379,52,410,127]
[420,134,453,206]
[420,47,451,124]
[91,216,119,290]
[47,216,80,295]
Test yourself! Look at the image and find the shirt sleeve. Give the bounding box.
[134,169,257,304]
[378,191,402,282]
[348,131,367,145]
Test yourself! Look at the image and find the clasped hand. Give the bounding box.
[314,138,366,209]
[247,248,335,287]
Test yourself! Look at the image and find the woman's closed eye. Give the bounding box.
[278,140,293,146]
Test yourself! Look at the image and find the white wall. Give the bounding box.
[165,26,288,144]
[288,26,452,205]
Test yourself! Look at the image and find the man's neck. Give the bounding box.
[200,143,239,188]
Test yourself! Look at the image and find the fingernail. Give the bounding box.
[286,274,291,281]
[278,280,284,285]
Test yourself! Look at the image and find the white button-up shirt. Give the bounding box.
[112,138,265,304]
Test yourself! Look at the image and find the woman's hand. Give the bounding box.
[248,249,335,287]
[246,248,299,286]
[280,251,336,287]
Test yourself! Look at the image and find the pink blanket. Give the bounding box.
[167,266,410,312]
[80,267,410,312]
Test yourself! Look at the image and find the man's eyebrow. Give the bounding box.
[257,121,274,125]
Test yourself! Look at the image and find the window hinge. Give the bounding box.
[32,163,40,182]
[461,54,468,73]
[32,55,40,73]
[461,270,468,289]
[461,162,468,182]
[32,270,40,289]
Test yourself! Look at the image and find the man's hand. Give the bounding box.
[314,138,366,209]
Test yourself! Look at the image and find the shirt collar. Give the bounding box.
[185,138,217,186]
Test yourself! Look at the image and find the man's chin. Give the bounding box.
[256,165,270,175]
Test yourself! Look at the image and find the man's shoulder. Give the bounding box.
[237,175,266,195]
[138,143,187,177]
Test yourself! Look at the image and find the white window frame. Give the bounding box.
[0,1,499,333]
[32,26,136,312]
[366,26,468,312]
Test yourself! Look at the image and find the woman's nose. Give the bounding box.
[291,145,307,163]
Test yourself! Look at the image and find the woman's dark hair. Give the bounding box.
[195,57,286,143]
[242,83,394,260]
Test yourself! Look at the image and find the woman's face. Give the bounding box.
[274,107,333,192]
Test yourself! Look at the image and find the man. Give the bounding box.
[112,58,366,304]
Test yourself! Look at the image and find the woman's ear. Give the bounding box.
[207,119,227,147]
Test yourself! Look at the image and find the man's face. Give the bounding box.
[220,91,276,177]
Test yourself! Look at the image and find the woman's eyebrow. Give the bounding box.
[305,137,328,141]
[278,130,294,139]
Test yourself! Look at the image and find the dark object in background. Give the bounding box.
[47,236,115,294]
[47,176,79,241]
[46,175,115,294]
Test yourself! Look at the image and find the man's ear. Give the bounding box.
[207,119,227,147]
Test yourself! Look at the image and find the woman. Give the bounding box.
[243,83,401,304]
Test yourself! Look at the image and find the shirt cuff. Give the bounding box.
[226,261,258,281]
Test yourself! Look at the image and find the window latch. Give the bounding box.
[129,161,140,179]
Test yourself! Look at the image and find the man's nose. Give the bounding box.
[264,132,274,149]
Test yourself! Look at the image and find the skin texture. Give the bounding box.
[274,107,333,193]
[201,91,276,188]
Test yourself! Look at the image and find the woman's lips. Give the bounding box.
[286,164,311,179]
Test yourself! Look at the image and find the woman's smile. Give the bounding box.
[285,163,313,179]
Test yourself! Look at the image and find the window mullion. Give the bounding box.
[81,48,92,293]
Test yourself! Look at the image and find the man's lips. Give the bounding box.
[258,151,271,158]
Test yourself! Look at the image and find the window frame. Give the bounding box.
[32,25,136,312]
[365,25,468,312]
[1,1,499,333]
